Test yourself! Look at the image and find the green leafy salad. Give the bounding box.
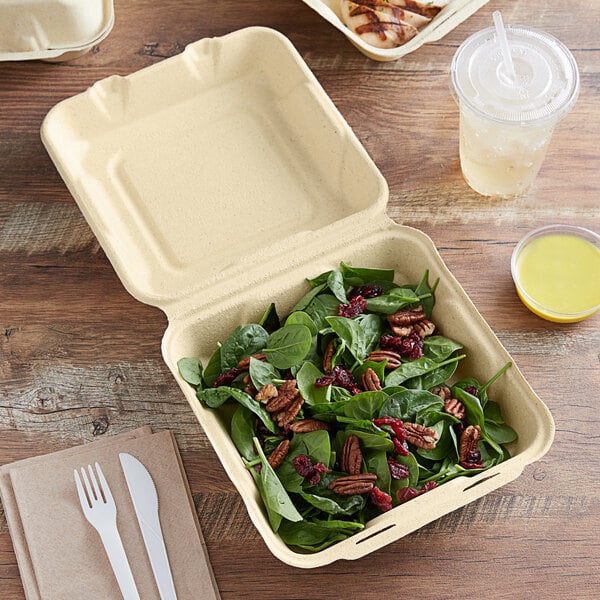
[178,263,517,552]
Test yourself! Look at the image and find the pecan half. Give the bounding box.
[414,319,435,338]
[267,439,290,469]
[459,425,481,462]
[389,324,413,337]
[387,305,426,326]
[289,418,331,433]
[361,367,382,391]
[323,340,335,373]
[255,383,278,403]
[265,380,299,413]
[444,397,466,420]
[275,396,304,427]
[431,385,451,400]
[340,435,363,475]
[237,353,267,370]
[404,422,438,449]
[328,473,377,495]
[243,374,256,397]
[368,349,402,369]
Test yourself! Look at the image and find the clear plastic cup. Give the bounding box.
[450,24,580,197]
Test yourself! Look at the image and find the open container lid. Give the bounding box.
[42,27,389,314]
[0,0,114,61]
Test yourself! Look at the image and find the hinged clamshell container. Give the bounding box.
[302,0,489,61]
[0,0,114,61]
[41,27,554,568]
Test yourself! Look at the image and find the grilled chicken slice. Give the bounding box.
[347,0,432,28]
[341,0,419,49]
[372,0,449,19]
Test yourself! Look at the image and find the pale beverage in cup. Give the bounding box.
[450,24,579,197]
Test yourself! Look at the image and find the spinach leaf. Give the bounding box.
[423,336,463,362]
[380,389,444,423]
[345,429,394,451]
[355,314,383,354]
[411,270,439,319]
[297,361,331,405]
[177,357,203,388]
[220,324,269,370]
[365,288,421,314]
[263,324,312,370]
[202,347,222,388]
[451,386,485,429]
[285,311,318,336]
[339,262,395,285]
[483,400,504,424]
[249,357,280,390]
[364,449,391,494]
[198,387,277,433]
[277,518,362,551]
[303,295,338,331]
[327,269,348,303]
[385,354,465,387]
[402,358,460,391]
[485,422,518,445]
[231,406,257,461]
[342,391,388,420]
[416,421,456,461]
[249,467,282,532]
[253,438,303,525]
[258,302,280,333]
[291,283,326,312]
[352,360,386,388]
[299,487,365,516]
[325,316,367,361]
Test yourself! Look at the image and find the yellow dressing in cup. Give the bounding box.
[511,225,600,322]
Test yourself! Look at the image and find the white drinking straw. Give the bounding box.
[493,10,516,81]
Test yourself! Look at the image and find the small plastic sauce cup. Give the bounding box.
[511,225,600,322]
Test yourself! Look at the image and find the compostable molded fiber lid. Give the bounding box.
[41,28,388,309]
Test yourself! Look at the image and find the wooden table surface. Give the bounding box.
[1,1,599,598]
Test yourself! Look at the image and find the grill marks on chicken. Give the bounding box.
[340,0,448,49]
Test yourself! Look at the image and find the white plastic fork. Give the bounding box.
[74,463,140,600]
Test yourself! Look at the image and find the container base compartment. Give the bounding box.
[162,222,554,568]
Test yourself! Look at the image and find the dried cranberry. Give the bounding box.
[379,334,404,353]
[292,454,331,485]
[370,487,393,512]
[419,481,437,493]
[316,365,363,394]
[292,454,313,478]
[348,285,384,300]
[338,295,367,318]
[396,481,437,504]
[315,375,335,387]
[396,487,420,504]
[460,450,484,469]
[373,417,406,442]
[213,367,241,387]
[464,385,479,397]
[398,331,424,359]
[387,456,410,479]
[393,438,410,456]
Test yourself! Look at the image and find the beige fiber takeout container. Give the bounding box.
[41,26,554,568]
[0,0,114,62]
[302,0,490,61]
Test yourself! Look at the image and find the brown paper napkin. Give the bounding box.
[0,428,220,600]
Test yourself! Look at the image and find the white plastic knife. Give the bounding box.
[119,453,178,600]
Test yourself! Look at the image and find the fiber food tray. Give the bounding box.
[41,27,554,567]
[302,0,490,61]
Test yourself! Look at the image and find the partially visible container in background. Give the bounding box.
[450,21,579,197]
[0,0,114,62]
